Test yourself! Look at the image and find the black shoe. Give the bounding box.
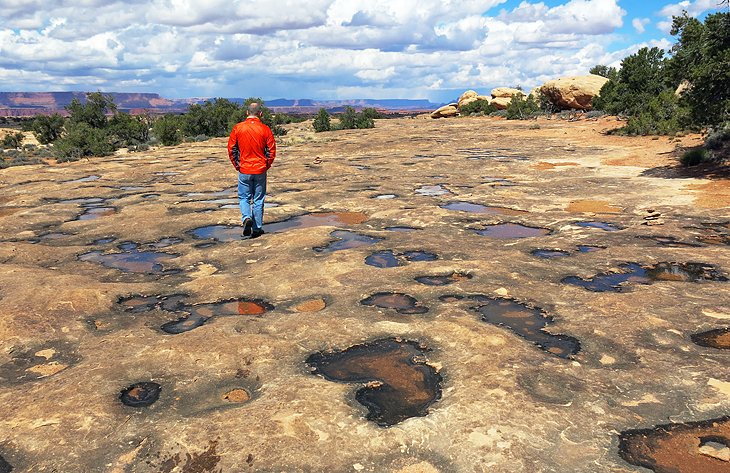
[242,218,253,237]
[251,228,265,238]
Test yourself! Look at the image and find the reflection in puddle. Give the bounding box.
[415,185,452,196]
[365,250,438,268]
[577,245,605,253]
[314,230,383,253]
[441,201,528,216]
[306,338,442,426]
[361,292,428,314]
[79,242,179,274]
[77,206,116,220]
[475,223,551,239]
[415,272,472,286]
[374,194,398,200]
[66,175,100,183]
[92,237,117,245]
[563,262,728,292]
[120,382,162,407]
[691,328,730,349]
[638,235,703,248]
[619,416,730,473]
[385,226,420,232]
[471,298,580,359]
[575,221,622,232]
[189,212,368,242]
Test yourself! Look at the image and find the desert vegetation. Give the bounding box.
[312,106,379,132]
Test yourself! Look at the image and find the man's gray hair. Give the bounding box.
[247,102,263,116]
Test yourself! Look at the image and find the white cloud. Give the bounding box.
[0,0,669,101]
[656,0,722,32]
[632,17,650,34]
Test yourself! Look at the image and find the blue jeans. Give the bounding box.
[237,172,267,231]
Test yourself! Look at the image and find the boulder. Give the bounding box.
[457,90,479,108]
[490,97,512,110]
[675,80,690,97]
[431,104,459,119]
[458,96,480,109]
[476,95,491,101]
[539,75,609,110]
[491,87,526,99]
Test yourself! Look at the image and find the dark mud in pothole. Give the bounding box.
[306,338,442,427]
[118,293,188,313]
[313,230,383,253]
[691,328,730,350]
[385,226,421,232]
[575,221,622,231]
[365,250,439,268]
[563,262,728,292]
[619,416,730,473]
[79,242,179,275]
[475,223,551,239]
[470,298,581,359]
[638,235,704,248]
[415,185,452,196]
[361,292,428,314]
[120,382,162,407]
[0,341,81,384]
[157,297,274,334]
[441,201,528,216]
[189,212,368,242]
[0,454,12,473]
[531,249,571,259]
[415,272,472,286]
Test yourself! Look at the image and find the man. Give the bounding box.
[227,102,276,238]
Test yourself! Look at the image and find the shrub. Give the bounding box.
[705,125,730,150]
[193,134,209,142]
[1,132,24,149]
[66,92,116,129]
[460,99,497,116]
[617,90,689,135]
[152,114,183,146]
[339,106,357,129]
[54,122,115,160]
[680,148,709,166]
[313,108,331,132]
[490,110,508,117]
[31,114,65,144]
[506,95,540,120]
[108,112,149,146]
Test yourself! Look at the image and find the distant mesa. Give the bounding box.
[0,92,442,117]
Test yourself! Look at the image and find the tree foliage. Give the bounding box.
[313,108,331,132]
[505,95,540,120]
[589,65,618,80]
[31,114,65,144]
[460,99,497,116]
[152,114,184,146]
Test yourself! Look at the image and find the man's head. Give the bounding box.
[247,102,263,117]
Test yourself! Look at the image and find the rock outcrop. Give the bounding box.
[490,88,526,110]
[539,75,609,110]
[430,103,459,119]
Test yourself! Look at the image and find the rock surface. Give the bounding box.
[539,74,609,110]
[0,116,727,472]
[430,104,458,119]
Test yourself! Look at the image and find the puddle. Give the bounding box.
[374,194,398,200]
[91,237,117,245]
[313,230,383,253]
[415,185,452,196]
[0,455,12,472]
[189,212,368,242]
[471,298,580,359]
[306,338,442,427]
[159,297,273,334]
[141,193,159,199]
[120,382,162,407]
[361,292,428,314]
[66,175,100,183]
[415,272,472,286]
[638,236,703,248]
[441,201,528,216]
[575,221,622,232]
[77,206,116,220]
[118,293,188,313]
[619,416,730,473]
[365,250,438,268]
[577,245,605,253]
[531,249,571,259]
[475,223,551,239]
[563,262,728,292]
[147,237,183,249]
[691,328,730,349]
[79,243,179,274]
[385,226,420,232]
[30,232,72,244]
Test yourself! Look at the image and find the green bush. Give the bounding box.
[705,125,730,150]
[1,132,24,149]
[108,112,149,146]
[31,114,65,144]
[152,114,184,146]
[66,92,116,129]
[313,108,331,132]
[617,90,689,135]
[334,106,376,130]
[54,122,115,161]
[680,148,709,166]
[506,95,540,120]
[460,99,497,116]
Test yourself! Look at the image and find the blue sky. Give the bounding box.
[0,0,725,102]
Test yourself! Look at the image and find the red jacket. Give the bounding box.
[227,117,276,174]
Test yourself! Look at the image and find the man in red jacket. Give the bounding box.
[227,102,276,238]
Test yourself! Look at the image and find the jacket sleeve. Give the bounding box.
[227,127,240,171]
[265,127,276,168]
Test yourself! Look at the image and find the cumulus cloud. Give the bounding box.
[632,17,650,34]
[0,0,675,101]
[656,0,722,32]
